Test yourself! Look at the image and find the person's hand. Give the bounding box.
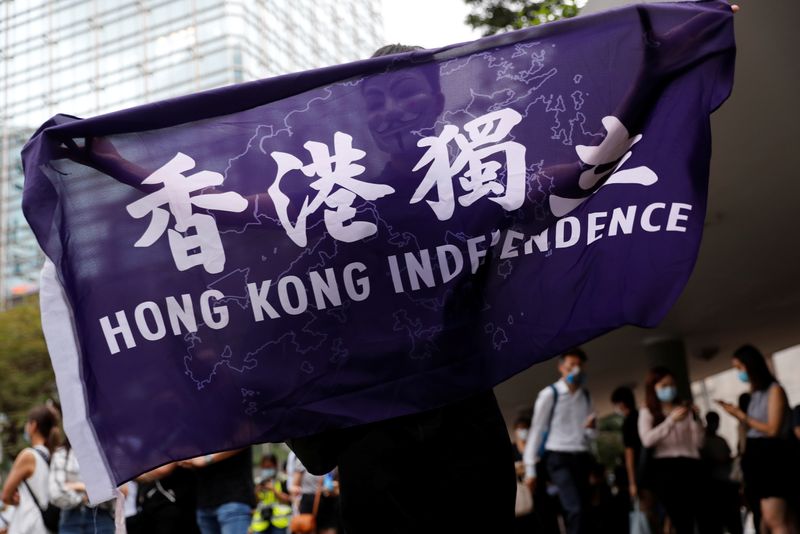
[629,482,638,499]
[525,476,537,493]
[585,414,597,429]
[731,4,740,13]
[177,456,209,469]
[10,491,19,507]
[715,399,746,422]
[65,481,86,493]
[514,461,525,477]
[670,406,689,422]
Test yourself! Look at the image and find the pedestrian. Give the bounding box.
[611,386,641,502]
[638,366,706,534]
[735,393,762,534]
[716,344,799,533]
[48,440,116,533]
[250,454,292,534]
[0,405,59,534]
[700,411,742,534]
[178,447,255,534]
[511,414,536,533]
[290,460,338,534]
[524,347,596,534]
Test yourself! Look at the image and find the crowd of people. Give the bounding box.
[513,345,800,534]
[0,408,342,534]
[1,343,798,534]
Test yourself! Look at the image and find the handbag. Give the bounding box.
[289,477,323,534]
[629,498,652,534]
[514,480,533,517]
[23,479,60,533]
[23,447,61,533]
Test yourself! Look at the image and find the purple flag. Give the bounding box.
[23,0,734,502]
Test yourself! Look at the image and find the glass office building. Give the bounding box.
[0,0,383,307]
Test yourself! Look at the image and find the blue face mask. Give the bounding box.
[655,386,677,403]
[737,370,749,383]
[566,367,585,386]
[261,468,276,480]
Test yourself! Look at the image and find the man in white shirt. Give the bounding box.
[524,348,596,534]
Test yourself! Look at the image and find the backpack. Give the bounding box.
[23,447,61,533]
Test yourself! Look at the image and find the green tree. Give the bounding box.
[0,296,57,465]
[465,0,584,36]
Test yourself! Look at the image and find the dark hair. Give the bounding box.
[371,44,424,58]
[368,43,443,96]
[733,344,775,392]
[514,415,530,428]
[261,453,278,466]
[560,347,587,363]
[737,392,751,412]
[610,386,636,412]
[644,366,676,425]
[705,410,720,432]
[27,405,60,453]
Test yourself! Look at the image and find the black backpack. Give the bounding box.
[23,447,61,533]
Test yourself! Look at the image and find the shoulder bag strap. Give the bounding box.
[22,479,46,514]
[31,446,51,465]
[538,384,560,456]
[22,447,48,513]
[544,384,559,436]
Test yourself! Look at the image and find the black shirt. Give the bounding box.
[195,447,255,509]
[288,391,517,534]
[622,410,642,459]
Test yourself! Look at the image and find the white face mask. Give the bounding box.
[515,429,529,442]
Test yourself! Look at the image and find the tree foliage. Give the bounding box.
[0,296,57,464]
[465,0,583,36]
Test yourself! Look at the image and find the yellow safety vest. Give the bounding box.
[251,480,292,531]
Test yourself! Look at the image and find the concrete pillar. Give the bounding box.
[643,337,693,402]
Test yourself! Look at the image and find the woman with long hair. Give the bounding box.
[1,405,60,534]
[638,366,706,534]
[48,437,116,534]
[716,344,798,534]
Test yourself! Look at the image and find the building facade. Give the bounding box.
[0,0,383,307]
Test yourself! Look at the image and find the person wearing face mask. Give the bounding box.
[715,345,799,534]
[250,455,292,534]
[511,415,536,533]
[1,405,60,534]
[524,348,596,534]
[512,416,532,485]
[638,366,706,534]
